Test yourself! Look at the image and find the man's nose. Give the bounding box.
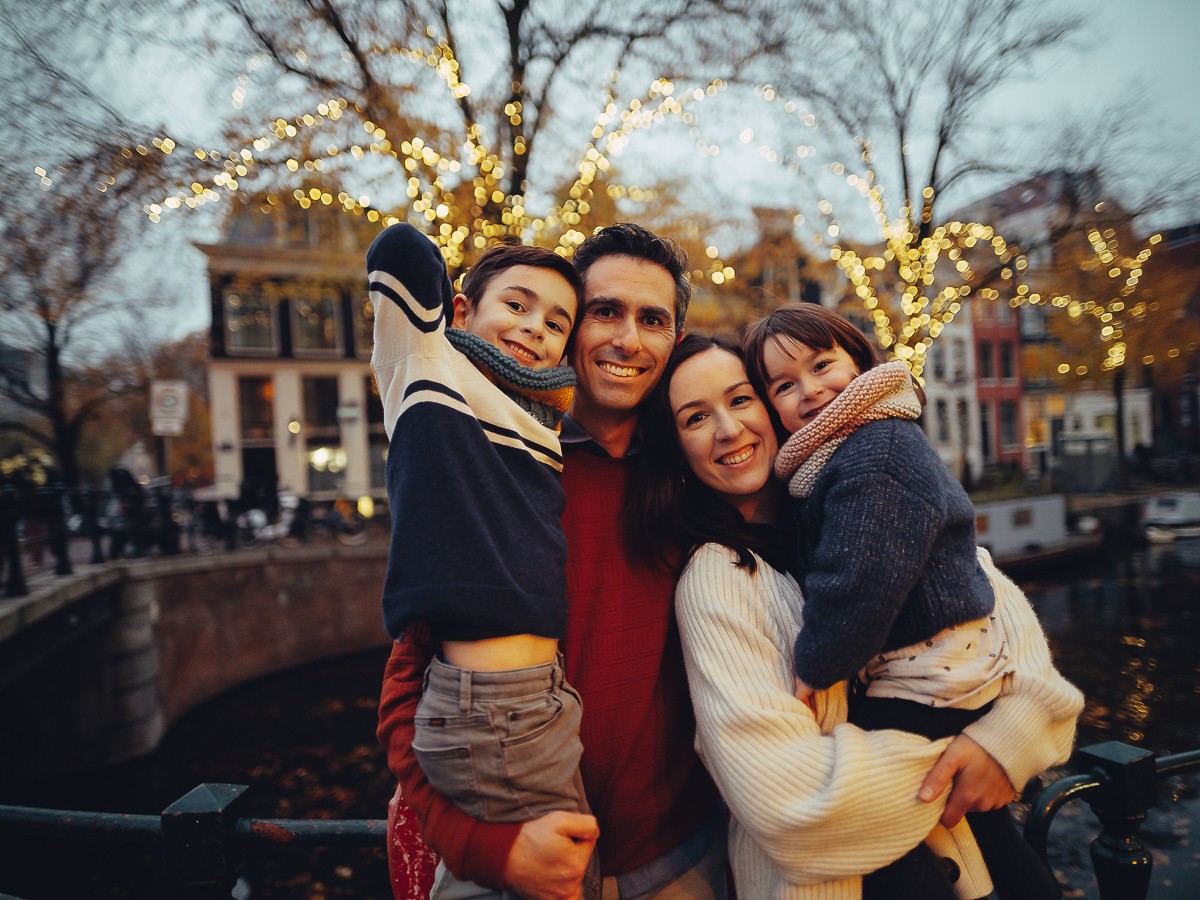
[611,316,641,353]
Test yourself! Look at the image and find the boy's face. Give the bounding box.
[452,265,577,369]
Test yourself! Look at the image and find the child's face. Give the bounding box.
[453,265,577,368]
[761,336,861,433]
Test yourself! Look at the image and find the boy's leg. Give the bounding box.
[414,657,592,899]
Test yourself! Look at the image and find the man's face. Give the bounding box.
[570,255,678,415]
[452,265,577,369]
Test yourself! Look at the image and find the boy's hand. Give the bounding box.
[918,734,1016,827]
[505,811,599,900]
[794,676,817,714]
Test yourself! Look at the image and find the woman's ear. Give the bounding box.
[451,293,471,330]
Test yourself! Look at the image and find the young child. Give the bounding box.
[744,303,1064,900]
[367,223,597,897]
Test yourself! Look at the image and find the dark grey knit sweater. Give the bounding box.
[790,417,995,690]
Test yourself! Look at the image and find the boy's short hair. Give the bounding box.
[573,223,691,334]
[460,240,585,309]
[743,303,882,392]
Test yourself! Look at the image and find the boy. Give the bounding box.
[367,223,594,898]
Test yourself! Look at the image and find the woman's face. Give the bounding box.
[669,347,779,523]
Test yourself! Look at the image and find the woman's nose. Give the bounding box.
[714,409,743,440]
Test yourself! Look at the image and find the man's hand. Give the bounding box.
[918,734,1016,827]
[504,811,600,900]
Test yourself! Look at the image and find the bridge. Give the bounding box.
[0,543,391,788]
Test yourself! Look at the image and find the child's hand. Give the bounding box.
[794,676,817,714]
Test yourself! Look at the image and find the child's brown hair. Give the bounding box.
[743,303,882,394]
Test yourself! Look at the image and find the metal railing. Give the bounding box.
[1025,740,1200,900]
[0,481,379,599]
[0,783,386,900]
[1,740,1196,898]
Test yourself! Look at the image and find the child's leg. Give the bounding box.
[965,808,1061,900]
[414,656,594,900]
[862,846,959,900]
[852,694,1058,900]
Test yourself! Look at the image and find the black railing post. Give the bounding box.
[2,484,28,598]
[47,483,73,577]
[88,486,106,565]
[161,783,250,900]
[1079,741,1156,900]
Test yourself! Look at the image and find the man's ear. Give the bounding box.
[451,293,471,330]
[675,327,686,346]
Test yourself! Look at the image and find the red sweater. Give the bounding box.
[377,444,721,885]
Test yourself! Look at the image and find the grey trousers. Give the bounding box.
[414,655,594,900]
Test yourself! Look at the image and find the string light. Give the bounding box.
[96,39,734,274]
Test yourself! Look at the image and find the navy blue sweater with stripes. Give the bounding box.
[367,223,569,642]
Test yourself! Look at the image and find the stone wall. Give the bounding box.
[0,544,390,788]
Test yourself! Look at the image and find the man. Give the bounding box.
[379,223,725,899]
[377,223,1046,900]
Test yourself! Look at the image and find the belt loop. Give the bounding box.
[458,667,471,715]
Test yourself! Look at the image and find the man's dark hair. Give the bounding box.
[460,240,584,308]
[573,223,691,333]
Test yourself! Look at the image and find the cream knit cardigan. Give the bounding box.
[676,544,1083,900]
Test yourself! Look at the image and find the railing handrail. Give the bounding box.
[0,792,385,849]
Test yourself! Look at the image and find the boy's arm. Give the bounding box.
[377,627,520,886]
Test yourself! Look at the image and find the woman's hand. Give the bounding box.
[918,734,1016,827]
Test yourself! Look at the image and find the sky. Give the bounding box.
[98,0,1200,340]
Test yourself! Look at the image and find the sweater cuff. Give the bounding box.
[445,819,522,887]
[962,692,1054,791]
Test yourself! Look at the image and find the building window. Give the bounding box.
[366,374,387,490]
[303,377,344,494]
[935,399,951,444]
[932,344,946,380]
[980,402,994,461]
[952,339,966,382]
[290,288,343,356]
[355,294,375,360]
[224,285,277,355]
[1000,400,1019,448]
[238,376,274,442]
[999,342,1015,380]
[978,342,995,380]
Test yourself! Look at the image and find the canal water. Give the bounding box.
[0,539,1197,899]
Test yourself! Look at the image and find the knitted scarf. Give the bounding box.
[445,328,576,429]
[773,360,921,498]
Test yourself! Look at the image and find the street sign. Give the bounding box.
[151,380,189,437]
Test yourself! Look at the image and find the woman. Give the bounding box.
[627,333,1082,899]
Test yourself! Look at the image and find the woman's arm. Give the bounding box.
[959,549,1084,792]
[677,546,957,884]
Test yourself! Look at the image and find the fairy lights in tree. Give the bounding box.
[110,37,735,277]
[1015,226,1165,379]
[734,85,1027,380]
